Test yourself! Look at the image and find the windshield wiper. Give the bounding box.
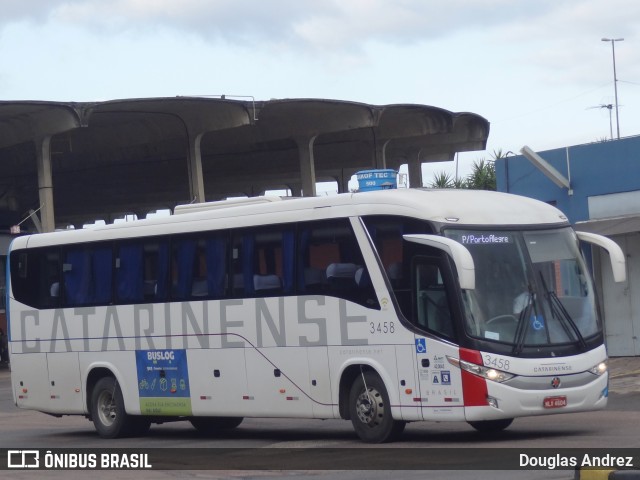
[538,272,587,350]
[512,290,533,356]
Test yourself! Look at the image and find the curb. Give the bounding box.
[610,370,640,379]
[575,470,640,480]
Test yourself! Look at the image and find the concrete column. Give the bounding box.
[296,135,317,197]
[406,149,423,188]
[187,131,206,203]
[374,139,391,169]
[36,136,55,232]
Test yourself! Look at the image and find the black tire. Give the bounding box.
[468,418,513,433]
[90,376,137,438]
[190,416,244,433]
[348,371,405,443]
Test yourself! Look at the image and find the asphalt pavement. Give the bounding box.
[608,356,640,394]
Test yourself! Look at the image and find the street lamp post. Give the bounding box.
[602,37,624,139]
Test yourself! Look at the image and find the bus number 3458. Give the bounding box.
[369,321,395,334]
[483,354,511,371]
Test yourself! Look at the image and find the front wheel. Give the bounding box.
[91,376,137,438]
[468,418,513,433]
[348,371,405,443]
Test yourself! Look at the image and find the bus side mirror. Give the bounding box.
[576,231,627,283]
[403,234,475,290]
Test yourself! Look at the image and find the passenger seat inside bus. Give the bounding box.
[191,279,208,297]
[387,262,403,286]
[253,274,282,294]
[326,263,359,289]
[355,267,370,288]
[143,280,156,299]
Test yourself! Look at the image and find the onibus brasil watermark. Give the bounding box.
[7,450,151,470]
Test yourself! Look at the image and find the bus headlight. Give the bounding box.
[588,361,608,376]
[448,356,515,383]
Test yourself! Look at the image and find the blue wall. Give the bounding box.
[496,135,640,224]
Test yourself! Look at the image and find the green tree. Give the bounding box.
[465,158,496,191]
[429,171,455,188]
[429,149,503,191]
[429,171,468,189]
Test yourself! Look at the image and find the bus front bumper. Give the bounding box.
[464,371,609,422]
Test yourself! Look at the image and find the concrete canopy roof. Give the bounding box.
[0,101,87,148]
[0,97,489,229]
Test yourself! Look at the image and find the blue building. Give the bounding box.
[496,136,640,356]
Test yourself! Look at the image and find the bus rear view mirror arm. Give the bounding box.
[403,234,475,290]
[576,231,627,283]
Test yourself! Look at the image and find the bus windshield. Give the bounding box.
[444,227,600,349]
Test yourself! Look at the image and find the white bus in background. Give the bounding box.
[6,188,625,443]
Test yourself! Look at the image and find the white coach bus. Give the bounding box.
[7,188,626,443]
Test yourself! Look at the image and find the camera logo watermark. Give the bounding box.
[7,450,39,468]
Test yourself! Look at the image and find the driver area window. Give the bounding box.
[414,258,455,339]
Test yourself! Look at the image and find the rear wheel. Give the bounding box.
[468,418,513,433]
[348,371,405,443]
[91,376,136,438]
[190,416,244,433]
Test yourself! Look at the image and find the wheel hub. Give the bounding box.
[97,391,116,426]
[356,388,383,426]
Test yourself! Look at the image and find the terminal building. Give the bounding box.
[0,97,489,230]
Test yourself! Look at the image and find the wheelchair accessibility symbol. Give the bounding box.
[415,338,427,354]
[531,315,545,331]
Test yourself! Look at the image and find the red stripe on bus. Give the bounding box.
[459,347,488,406]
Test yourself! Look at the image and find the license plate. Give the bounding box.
[543,396,567,409]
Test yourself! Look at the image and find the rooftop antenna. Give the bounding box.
[587,104,614,140]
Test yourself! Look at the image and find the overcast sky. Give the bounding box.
[1,0,639,185]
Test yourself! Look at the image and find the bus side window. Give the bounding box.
[0,256,4,311]
[170,235,228,301]
[112,239,173,305]
[361,215,432,319]
[116,243,144,303]
[184,237,228,299]
[63,245,112,306]
[231,235,245,297]
[231,227,293,298]
[171,238,196,300]
[44,251,62,308]
[147,242,170,301]
[10,249,62,309]
[299,219,378,309]
[253,230,284,296]
[204,236,227,299]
